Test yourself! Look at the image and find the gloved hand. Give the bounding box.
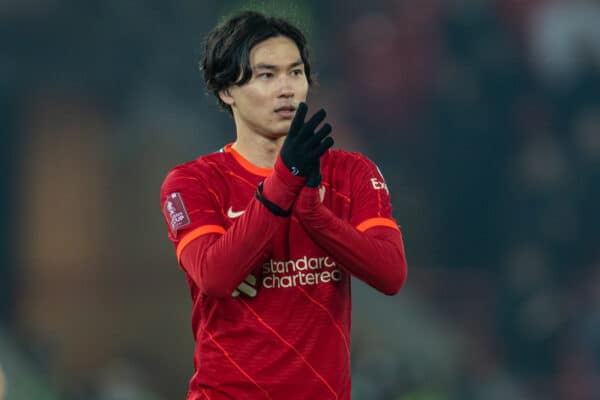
[279,102,333,177]
[305,158,323,188]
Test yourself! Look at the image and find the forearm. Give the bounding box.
[181,159,304,298]
[295,188,408,295]
[181,199,281,298]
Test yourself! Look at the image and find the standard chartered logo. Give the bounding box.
[261,256,343,289]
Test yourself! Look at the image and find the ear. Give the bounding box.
[218,88,235,106]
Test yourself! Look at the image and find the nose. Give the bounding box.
[277,75,294,98]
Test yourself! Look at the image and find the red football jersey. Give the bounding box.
[160,143,400,400]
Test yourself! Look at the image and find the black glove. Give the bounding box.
[305,120,333,188]
[280,103,334,177]
[305,158,323,188]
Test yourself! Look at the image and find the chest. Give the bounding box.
[222,171,351,259]
[224,168,352,222]
[214,169,353,303]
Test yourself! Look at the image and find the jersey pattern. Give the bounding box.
[160,144,397,400]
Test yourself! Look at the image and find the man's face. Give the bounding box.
[224,36,309,138]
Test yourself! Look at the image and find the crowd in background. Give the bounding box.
[1,0,599,399]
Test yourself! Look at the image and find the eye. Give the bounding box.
[291,69,304,76]
[257,72,273,79]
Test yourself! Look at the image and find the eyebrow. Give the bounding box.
[253,59,304,70]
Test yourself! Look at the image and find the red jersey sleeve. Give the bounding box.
[160,158,306,298]
[160,166,226,262]
[349,155,400,233]
[293,154,407,295]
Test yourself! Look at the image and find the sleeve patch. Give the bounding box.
[164,192,191,237]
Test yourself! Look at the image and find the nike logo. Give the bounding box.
[227,207,245,219]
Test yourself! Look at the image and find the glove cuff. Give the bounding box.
[261,154,306,210]
[305,170,322,188]
[255,182,292,217]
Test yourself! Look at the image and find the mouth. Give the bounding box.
[274,105,296,119]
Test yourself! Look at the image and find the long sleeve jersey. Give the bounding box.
[160,143,407,400]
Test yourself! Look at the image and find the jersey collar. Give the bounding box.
[223,143,273,177]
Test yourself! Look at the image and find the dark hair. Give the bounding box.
[200,11,313,114]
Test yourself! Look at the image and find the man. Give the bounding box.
[160,11,408,400]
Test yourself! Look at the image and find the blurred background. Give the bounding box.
[1,0,600,399]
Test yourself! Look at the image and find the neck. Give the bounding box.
[231,129,286,169]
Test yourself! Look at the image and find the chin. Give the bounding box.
[268,131,288,140]
[272,121,292,135]
[259,126,286,139]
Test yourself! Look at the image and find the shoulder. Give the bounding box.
[160,148,232,197]
[324,149,380,173]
